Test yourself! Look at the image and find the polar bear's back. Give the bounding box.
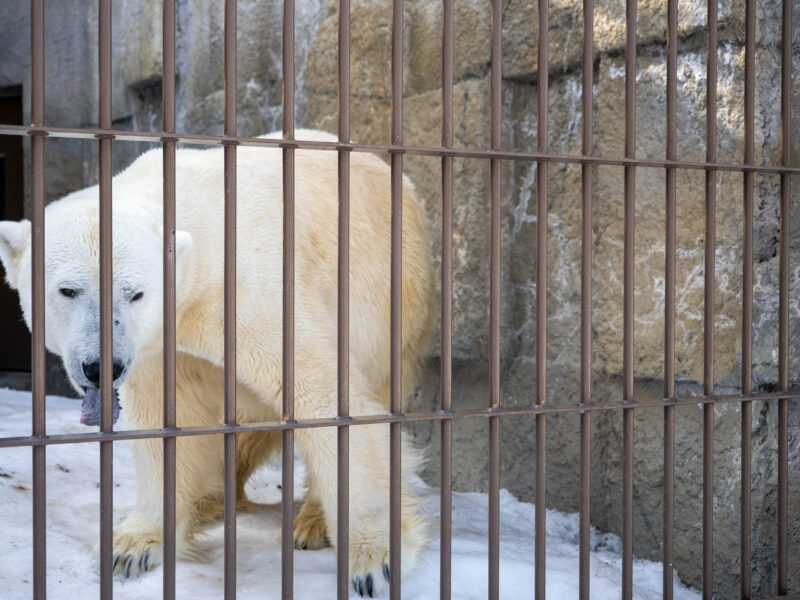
[116,130,433,400]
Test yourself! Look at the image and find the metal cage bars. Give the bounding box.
[2,0,796,598]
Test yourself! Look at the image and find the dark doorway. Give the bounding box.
[0,87,31,372]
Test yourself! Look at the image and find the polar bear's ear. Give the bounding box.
[175,230,193,257]
[0,220,31,289]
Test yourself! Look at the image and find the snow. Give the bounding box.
[0,389,700,599]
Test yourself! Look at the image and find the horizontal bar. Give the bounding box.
[1,123,799,174]
[2,391,797,449]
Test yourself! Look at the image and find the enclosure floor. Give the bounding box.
[0,389,700,599]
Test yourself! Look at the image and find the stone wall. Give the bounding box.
[0,0,798,596]
[305,1,800,596]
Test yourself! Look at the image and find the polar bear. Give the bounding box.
[0,130,434,596]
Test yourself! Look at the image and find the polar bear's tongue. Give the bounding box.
[80,387,121,426]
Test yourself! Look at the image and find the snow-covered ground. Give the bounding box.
[0,390,699,599]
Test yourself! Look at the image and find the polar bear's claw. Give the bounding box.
[112,530,162,578]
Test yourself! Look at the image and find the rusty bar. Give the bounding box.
[579,0,593,596]
[161,1,177,597]
[1,390,798,447]
[488,0,502,598]
[703,0,718,597]
[281,0,295,598]
[440,0,454,597]
[663,0,677,596]
[30,0,46,596]
[389,0,404,597]
[741,0,755,596]
[98,1,114,597]
[535,0,548,597]
[777,0,791,593]
[223,0,238,596]
[622,0,636,596]
[5,123,800,174]
[336,0,350,597]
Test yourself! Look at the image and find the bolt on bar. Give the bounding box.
[535,0,549,597]
[703,0,718,598]
[223,0,238,597]
[30,0,46,597]
[488,1,502,598]
[389,0,404,596]
[281,1,296,598]
[741,0,755,596]
[336,0,351,597]
[664,0,677,597]
[161,1,178,598]
[440,0,454,598]
[98,0,114,597]
[579,0,594,597]
[622,0,637,597]
[777,0,791,594]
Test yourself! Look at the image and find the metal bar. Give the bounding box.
[664,0,677,597]
[535,0,548,597]
[336,0,350,597]
[579,0,593,596]
[440,0,454,598]
[741,0,755,596]
[777,0,791,594]
[161,1,177,597]
[223,0,238,596]
[389,0,404,598]
[98,1,114,597]
[281,1,295,598]
[489,1,502,598]
[703,0,718,598]
[5,123,800,174]
[3,392,799,448]
[622,0,636,597]
[30,0,46,596]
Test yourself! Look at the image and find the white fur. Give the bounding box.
[0,130,434,592]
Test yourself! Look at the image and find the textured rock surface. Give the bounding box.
[305,1,800,597]
[1,0,798,596]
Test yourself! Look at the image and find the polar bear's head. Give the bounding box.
[0,193,193,398]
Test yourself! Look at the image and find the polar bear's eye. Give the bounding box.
[131,291,144,302]
[59,288,78,299]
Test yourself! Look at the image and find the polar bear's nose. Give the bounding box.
[82,361,125,387]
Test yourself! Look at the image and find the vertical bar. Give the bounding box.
[30,0,46,597]
[703,1,718,598]
[777,0,791,593]
[223,0,238,597]
[579,0,593,597]
[535,0,548,598]
[440,0,454,597]
[389,0,403,597]
[663,0,677,597]
[281,1,295,598]
[622,0,636,597]
[98,1,114,598]
[741,0,754,596]
[489,0,502,598]
[336,0,350,597]
[161,2,177,598]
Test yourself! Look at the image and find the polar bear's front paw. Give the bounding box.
[350,546,390,598]
[112,529,162,578]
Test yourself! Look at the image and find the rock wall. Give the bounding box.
[0,0,798,596]
[305,0,800,596]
